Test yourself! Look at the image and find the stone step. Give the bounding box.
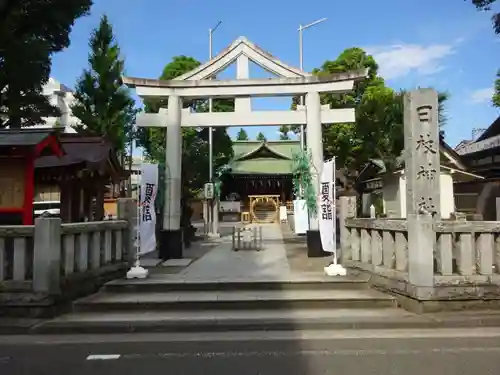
[73,289,396,313]
[102,276,369,293]
[31,307,473,335]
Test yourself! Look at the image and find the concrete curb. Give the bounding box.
[23,315,500,335]
[2,313,500,335]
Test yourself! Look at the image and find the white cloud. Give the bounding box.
[365,43,456,80]
[469,88,494,104]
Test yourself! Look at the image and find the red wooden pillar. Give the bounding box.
[22,155,35,225]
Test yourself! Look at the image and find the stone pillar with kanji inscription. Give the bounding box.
[404,88,440,296]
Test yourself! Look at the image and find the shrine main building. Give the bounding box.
[218,139,300,223]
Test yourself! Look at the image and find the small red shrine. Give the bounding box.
[0,129,63,225]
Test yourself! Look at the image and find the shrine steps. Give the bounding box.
[26,276,449,334]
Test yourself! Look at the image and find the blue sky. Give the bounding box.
[51,0,499,147]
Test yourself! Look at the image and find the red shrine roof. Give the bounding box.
[35,134,127,180]
[0,129,64,157]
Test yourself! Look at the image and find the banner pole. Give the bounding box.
[332,156,337,266]
[127,129,149,279]
[324,156,346,276]
[135,147,143,268]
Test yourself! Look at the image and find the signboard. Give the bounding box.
[139,163,158,255]
[219,201,241,212]
[204,182,214,199]
[0,159,24,209]
[293,199,309,235]
[319,159,336,253]
[363,178,383,191]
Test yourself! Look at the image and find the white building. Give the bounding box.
[30,77,81,133]
[357,140,484,219]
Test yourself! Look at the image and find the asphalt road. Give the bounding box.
[1,329,500,375]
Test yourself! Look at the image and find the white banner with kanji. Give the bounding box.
[319,159,336,253]
[139,163,158,255]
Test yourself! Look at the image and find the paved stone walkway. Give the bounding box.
[177,224,292,280]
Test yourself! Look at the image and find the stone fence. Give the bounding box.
[339,196,500,310]
[0,198,136,316]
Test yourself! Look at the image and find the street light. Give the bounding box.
[298,17,327,150]
[208,21,222,182]
[208,21,222,234]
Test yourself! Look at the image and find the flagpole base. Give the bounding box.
[324,263,347,276]
[126,265,149,279]
[159,228,183,260]
[306,230,329,258]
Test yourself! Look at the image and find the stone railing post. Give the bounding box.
[339,196,357,263]
[404,88,440,297]
[33,217,61,294]
[117,198,137,266]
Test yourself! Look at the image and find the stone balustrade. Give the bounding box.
[0,225,35,286]
[434,221,500,279]
[0,198,136,316]
[344,218,408,275]
[0,219,130,291]
[339,197,500,305]
[60,221,127,276]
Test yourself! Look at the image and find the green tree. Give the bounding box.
[494,71,500,107]
[469,0,500,33]
[468,0,500,106]
[0,0,93,128]
[71,15,137,153]
[313,47,449,184]
[236,128,249,140]
[279,125,290,140]
[256,132,267,142]
[316,47,385,178]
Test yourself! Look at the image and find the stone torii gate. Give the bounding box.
[123,36,366,259]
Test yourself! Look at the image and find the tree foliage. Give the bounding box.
[493,70,500,107]
[236,128,249,140]
[135,55,234,199]
[312,47,449,183]
[292,149,317,216]
[256,132,267,142]
[468,0,500,106]
[71,15,137,152]
[0,0,93,128]
[279,125,290,140]
[469,0,500,33]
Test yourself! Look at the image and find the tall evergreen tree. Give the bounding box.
[0,0,93,128]
[236,128,249,140]
[256,132,267,142]
[71,15,136,153]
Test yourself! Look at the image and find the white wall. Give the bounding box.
[392,171,454,218]
[382,174,402,218]
[440,173,454,219]
[29,77,81,133]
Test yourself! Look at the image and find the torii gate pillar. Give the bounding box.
[159,95,183,260]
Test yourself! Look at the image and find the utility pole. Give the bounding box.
[208,21,222,235]
[298,17,327,151]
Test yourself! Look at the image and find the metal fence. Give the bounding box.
[231,226,263,251]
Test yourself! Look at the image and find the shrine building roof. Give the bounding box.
[0,129,64,157]
[35,134,127,180]
[230,140,300,175]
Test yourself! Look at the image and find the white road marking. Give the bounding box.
[86,354,121,361]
